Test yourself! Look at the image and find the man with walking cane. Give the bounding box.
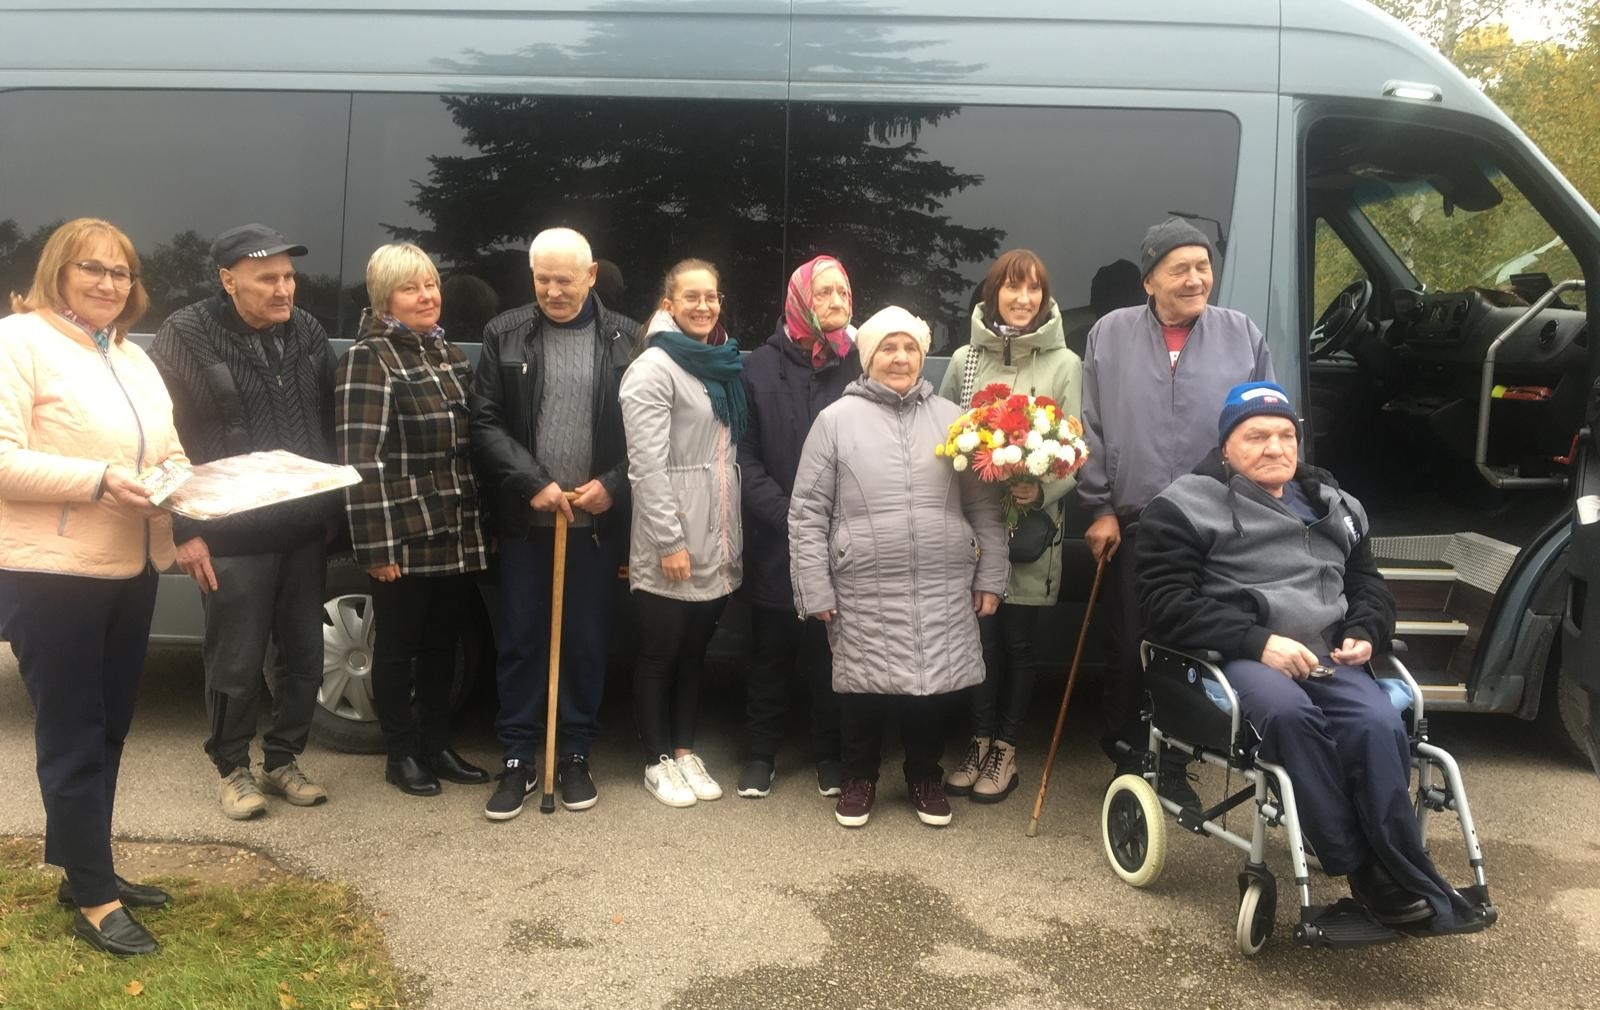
[1079,217,1273,808]
[471,228,639,821]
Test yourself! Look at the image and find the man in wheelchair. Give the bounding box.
[1136,381,1480,935]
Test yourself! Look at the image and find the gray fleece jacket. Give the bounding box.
[1078,302,1273,518]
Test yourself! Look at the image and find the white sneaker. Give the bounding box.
[675,753,723,801]
[644,755,697,808]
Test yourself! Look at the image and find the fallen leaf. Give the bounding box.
[300,971,320,983]
[611,915,624,924]
[278,982,291,992]
[349,1002,368,1010]
[279,994,300,1009]
[125,979,144,997]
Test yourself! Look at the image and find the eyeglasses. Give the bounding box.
[71,260,138,289]
[675,291,722,307]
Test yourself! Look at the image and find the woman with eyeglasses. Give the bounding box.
[335,242,489,797]
[733,254,859,800]
[0,218,188,955]
[620,258,746,807]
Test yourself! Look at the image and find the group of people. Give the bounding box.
[1,211,1478,956]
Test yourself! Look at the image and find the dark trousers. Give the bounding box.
[494,528,615,762]
[970,602,1041,744]
[0,567,157,907]
[1099,519,1148,761]
[632,590,727,764]
[744,605,840,764]
[839,692,950,783]
[368,572,473,761]
[202,539,326,775]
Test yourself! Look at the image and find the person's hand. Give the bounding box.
[368,563,401,584]
[974,591,1001,617]
[529,481,575,521]
[1330,637,1373,666]
[571,478,613,516]
[660,548,692,582]
[1010,481,1041,507]
[101,466,161,518]
[812,609,836,623]
[175,536,218,592]
[1085,514,1121,564]
[1261,634,1319,680]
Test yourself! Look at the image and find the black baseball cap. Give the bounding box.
[210,224,308,268]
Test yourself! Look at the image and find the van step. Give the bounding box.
[1379,566,1457,610]
[1371,532,1519,595]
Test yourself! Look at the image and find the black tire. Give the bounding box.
[1537,640,1591,764]
[270,559,492,754]
[1101,774,1168,887]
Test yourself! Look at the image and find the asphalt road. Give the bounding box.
[3,647,1598,1010]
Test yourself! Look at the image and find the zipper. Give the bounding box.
[900,396,924,692]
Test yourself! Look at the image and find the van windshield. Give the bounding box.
[1354,164,1583,303]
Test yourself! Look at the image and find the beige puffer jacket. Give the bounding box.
[0,310,187,577]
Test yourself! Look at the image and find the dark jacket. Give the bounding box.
[469,295,638,541]
[737,325,860,611]
[335,320,488,575]
[148,292,337,556]
[1136,448,1394,661]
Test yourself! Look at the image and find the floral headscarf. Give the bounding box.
[783,255,855,369]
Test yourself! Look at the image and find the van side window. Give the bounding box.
[0,90,350,335]
[342,93,789,346]
[788,104,1242,356]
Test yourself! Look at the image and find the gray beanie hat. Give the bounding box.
[1139,217,1218,278]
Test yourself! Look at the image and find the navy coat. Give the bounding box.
[737,325,860,611]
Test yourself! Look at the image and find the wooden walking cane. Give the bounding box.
[540,492,580,814]
[1026,556,1107,838]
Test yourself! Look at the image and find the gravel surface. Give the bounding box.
[2,647,1597,1010]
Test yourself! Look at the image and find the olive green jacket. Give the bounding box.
[939,301,1084,606]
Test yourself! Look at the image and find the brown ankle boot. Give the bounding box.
[944,736,990,796]
[971,739,1019,803]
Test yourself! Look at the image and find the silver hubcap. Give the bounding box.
[320,594,378,723]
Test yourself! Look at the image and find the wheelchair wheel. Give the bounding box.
[1102,774,1168,887]
[1236,879,1274,955]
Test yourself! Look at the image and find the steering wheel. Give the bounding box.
[1309,279,1373,360]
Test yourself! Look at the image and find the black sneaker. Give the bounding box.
[557,755,598,811]
[1157,750,1202,812]
[737,759,775,798]
[815,759,844,797]
[484,759,535,821]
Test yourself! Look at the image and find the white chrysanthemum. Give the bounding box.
[1056,444,1077,465]
[955,431,980,454]
[1040,439,1060,456]
[1024,430,1043,451]
[1032,412,1053,433]
[1057,420,1075,440]
[1026,449,1053,476]
[1001,444,1025,466]
[952,454,969,472]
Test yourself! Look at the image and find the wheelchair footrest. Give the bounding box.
[1293,899,1403,949]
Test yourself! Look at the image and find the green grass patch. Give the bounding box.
[0,838,406,1010]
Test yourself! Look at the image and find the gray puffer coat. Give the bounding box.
[788,377,1009,696]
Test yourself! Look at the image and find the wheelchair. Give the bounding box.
[1100,641,1498,954]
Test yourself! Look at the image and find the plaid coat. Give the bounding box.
[336,322,488,575]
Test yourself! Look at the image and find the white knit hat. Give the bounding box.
[855,305,931,370]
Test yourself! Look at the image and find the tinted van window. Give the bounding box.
[0,90,350,333]
[344,93,788,344]
[788,104,1241,354]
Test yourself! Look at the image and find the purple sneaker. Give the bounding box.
[834,777,876,828]
[909,777,953,827]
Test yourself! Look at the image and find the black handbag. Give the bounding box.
[1008,506,1057,563]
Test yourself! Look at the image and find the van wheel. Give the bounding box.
[266,560,491,754]
[1102,774,1167,887]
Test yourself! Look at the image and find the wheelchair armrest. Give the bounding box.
[1388,639,1408,655]
[1140,641,1223,666]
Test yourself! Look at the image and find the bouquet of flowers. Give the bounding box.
[935,382,1090,528]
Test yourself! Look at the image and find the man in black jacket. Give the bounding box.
[1138,381,1478,934]
[470,227,638,821]
[149,224,337,821]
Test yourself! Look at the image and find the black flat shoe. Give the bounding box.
[1350,859,1434,927]
[58,875,170,910]
[385,756,442,796]
[426,747,490,785]
[71,907,159,956]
